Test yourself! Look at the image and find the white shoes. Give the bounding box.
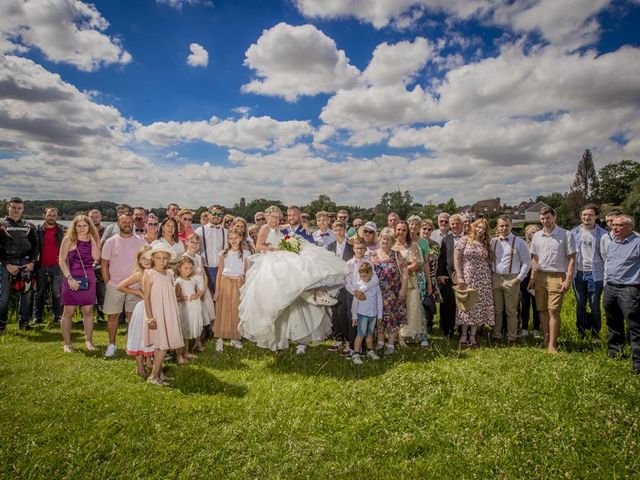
[230,339,243,349]
[352,354,363,365]
[216,338,224,352]
[376,341,385,351]
[296,344,307,355]
[533,330,542,339]
[104,343,117,358]
[520,329,529,338]
[366,350,380,360]
[385,344,395,355]
[420,339,430,348]
[314,290,338,306]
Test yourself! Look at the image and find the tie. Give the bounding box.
[320,232,329,237]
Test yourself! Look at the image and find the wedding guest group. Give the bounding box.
[2,197,639,379]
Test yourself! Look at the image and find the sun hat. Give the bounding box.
[358,221,378,240]
[453,286,479,311]
[144,241,178,261]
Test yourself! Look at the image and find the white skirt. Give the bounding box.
[238,242,347,351]
[126,299,154,356]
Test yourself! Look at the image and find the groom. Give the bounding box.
[283,206,314,243]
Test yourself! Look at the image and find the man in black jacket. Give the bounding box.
[0,197,38,332]
[436,214,465,337]
[33,207,66,324]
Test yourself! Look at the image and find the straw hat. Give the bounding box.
[144,241,178,261]
[453,286,478,311]
[357,221,378,241]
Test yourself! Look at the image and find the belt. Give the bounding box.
[607,283,640,288]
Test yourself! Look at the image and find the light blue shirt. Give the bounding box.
[604,233,640,285]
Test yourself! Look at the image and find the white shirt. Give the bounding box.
[335,238,347,259]
[431,229,451,247]
[345,258,379,294]
[196,224,227,267]
[490,233,531,281]
[313,228,335,249]
[578,227,595,271]
[220,250,250,276]
[530,226,576,273]
[351,279,383,319]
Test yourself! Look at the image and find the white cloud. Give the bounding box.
[187,43,209,67]
[364,37,434,86]
[242,22,362,101]
[295,0,614,49]
[0,0,131,72]
[156,0,213,9]
[136,116,313,150]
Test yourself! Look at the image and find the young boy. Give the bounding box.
[312,211,336,248]
[351,262,382,365]
[327,221,355,354]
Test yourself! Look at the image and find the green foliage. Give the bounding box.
[571,149,600,204]
[1,298,639,479]
[303,195,337,219]
[440,198,458,215]
[376,190,414,218]
[623,176,640,224]
[422,203,439,221]
[232,198,287,222]
[599,159,640,205]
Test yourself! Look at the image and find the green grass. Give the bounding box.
[1,292,639,479]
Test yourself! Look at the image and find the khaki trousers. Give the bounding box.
[492,273,520,340]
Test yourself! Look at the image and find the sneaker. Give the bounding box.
[385,344,395,355]
[231,339,243,349]
[328,341,342,351]
[341,344,351,354]
[520,329,529,338]
[352,354,363,365]
[216,338,224,352]
[314,290,338,306]
[104,343,117,358]
[342,348,353,358]
[296,344,307,355]
[376,341,385,351]
[366,350,380,360]
[533,330,542,339]
[420,339,430,348]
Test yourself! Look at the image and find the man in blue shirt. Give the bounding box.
[282,206,314,243]
[603,214,640,374]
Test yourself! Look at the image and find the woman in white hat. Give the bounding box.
[358,221,379,253]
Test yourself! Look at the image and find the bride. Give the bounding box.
[238,206,348,351]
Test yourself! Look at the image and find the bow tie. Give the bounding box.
[320,232,329,237]
[135,228,144,234]
[499,236,509,241]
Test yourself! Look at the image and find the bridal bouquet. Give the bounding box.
[279,234,301,254]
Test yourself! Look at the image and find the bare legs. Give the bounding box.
[61,305,95,351]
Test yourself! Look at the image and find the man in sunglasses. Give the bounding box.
[195,205,227,295]
[254,211,266,226]
[431,212,451,247]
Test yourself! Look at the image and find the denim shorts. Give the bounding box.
[356,314,377,337]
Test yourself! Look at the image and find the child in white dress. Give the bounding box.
[175,256,204,359]
[184,233,215,350]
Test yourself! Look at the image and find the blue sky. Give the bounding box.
[0,0,639,209]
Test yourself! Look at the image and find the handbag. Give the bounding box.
[74,244,90,291]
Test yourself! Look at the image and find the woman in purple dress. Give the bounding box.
[59,214,101,353]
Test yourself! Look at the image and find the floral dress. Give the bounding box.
[369,249,407,332]
[455,237,495,326]
[396,242,426,340]
[427,240,442,303]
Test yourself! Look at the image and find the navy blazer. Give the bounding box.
[327,239,354,261]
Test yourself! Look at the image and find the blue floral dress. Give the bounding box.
[369,249,406,332]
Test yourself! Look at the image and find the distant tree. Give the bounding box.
[232,198,286,222]
[440,198,458,215]
[422,203,439,220]
[303,195,337,220]
[599,159,640,205]
[536,192,566,210]
[571,149,600,204]
[623,177,640,224]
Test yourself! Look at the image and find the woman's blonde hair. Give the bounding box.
[525,224,540,244]
[468,218,491,257]
[265,205,282,216]
[222,231,246,261]
[64,214,100,246]
[379,226,396,242]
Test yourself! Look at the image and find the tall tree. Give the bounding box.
[303,195,337,220]
[598,159,640,205]
[571,149,600,203]
[376,190,414,219]
[623,177,640,224]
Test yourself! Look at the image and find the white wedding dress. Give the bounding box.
[238,227,347,351]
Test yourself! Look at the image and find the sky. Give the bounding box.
[1,0,639,209]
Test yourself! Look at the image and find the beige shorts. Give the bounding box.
[534,271,566,312]
[103,285,141,315]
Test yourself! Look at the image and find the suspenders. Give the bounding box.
[493,236,517,273]
[202,226,226,267]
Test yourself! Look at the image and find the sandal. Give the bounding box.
[458,336,468,348]
[147,376,165,387]
[63,344,74,353]
[470,337,479,349]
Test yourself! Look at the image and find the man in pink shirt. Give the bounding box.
[100,214,146,357]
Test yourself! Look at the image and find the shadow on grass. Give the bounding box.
[167,364,249,397]
[265,335,470,380]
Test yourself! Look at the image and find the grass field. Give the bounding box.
[1,292,639,479]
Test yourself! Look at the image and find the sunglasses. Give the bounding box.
[183,218,193,222]
[255,217,266,221]
[147,223,159,227]
[210,212,224,217]
[439,220,449,224]
[364,230,374,234]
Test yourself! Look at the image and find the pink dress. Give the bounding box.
[455,237,495,326]
[143,269,184,350]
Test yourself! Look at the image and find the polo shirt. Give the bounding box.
[530,226,576,273]
[605,233,640,285]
